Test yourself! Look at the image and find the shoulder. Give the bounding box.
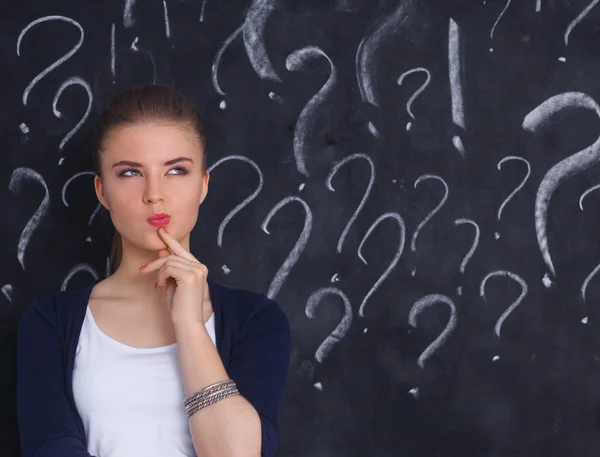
[18,285,88,335]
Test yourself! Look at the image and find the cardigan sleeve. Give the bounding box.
[16,298,95,457]
[226,296,291,457]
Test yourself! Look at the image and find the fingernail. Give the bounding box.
[139,265,147,271]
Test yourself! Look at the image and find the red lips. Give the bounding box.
[147,212,170,227]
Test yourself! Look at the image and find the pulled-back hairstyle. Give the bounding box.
[93,84,207,273]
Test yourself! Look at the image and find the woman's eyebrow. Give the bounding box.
[112,157,194,168]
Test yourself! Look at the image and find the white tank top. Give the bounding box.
[72,304,216,457]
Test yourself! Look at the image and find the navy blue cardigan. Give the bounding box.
[16,276,291,457]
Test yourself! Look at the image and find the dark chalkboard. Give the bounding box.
[3,0,600,455]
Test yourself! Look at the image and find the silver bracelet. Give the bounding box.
[185,385,240,418]
[184,379,236,407]
[183,379,240,418]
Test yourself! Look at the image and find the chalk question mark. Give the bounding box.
[61,171,103,242]
[212,22,245,106]
[17,15,84,138]
[397,67,431,131]
[523,92,600,287]
[304,287,353,391]
[495,156,531,240]
[261,196,313,299]
[488,0,512,52]
[208,155,264,248]
[479,270,528,360]
[357,212,406,320]
[410,174,449,276]
[326,153,375,254]
[306,287,353,364]
[17,15,84,106]
[53,76,93,162]
[286,46,338,178]
[453,218,480,296]
[409,294,458,368]
[9,168,50,271]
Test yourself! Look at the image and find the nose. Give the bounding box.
[143,173,165,203]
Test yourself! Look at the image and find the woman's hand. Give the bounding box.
[139,226,208,326]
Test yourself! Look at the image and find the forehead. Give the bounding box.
[103,123,201,158]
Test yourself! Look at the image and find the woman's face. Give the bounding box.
[94,123,209,254]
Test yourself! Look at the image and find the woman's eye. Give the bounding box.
[119,166,189,177]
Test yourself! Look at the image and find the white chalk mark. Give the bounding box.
[111,23,116,81]
[114,38,157,84]
[453,219,480,274]
[452,135,466,157]
[578,184,600,302]
[357,213,406,317]
[163,1,171,39]
[19,123,29,134]
[200,0,207,22]
[243,0,282,83]
[326,153,375,253]
[306,287,353,363]
[523,92,600,279]
[61,171,102,226]
[565,0,600,46]
[536,0,541,12]
[124,0,137,28]
[286,46,337,177]
[8,168,50,270]
[212,23,245,96]
[411,174,449,253]
[356,0,416,107]
[480,270,528,337]
[409,294,458,368]
[60,264,100,291]
[448,18,465,130]
[397,67,431,120]
[367,121,380,138]
[17,15,84,106]
[268,91,284,103]
[2,284,14,303]
[579,183,600,210]
[582,263,600,303]
[261,196,312,299]
[496,156,531,221]
[490,0,512,41]
[207,155,264,247]
[52,77,93,152]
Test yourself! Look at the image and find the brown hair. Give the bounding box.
[93,84,207,273]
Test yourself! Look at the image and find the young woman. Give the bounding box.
[17,84,291,457]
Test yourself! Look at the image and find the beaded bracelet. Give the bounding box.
[184,379,240,418]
